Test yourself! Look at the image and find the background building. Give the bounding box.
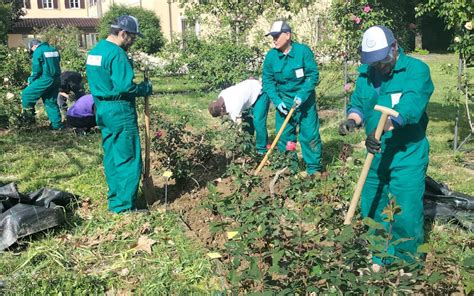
[7,0,188,49]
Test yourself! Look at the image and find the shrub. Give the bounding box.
[0,87,22,129]
[98,5,165,55]
[0,44,29,127]
[151,115,215,185]
[0,44,30,87]
[157,33,261,89]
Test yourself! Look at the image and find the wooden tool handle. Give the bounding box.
[143,66,151,178]
[254,105,296,175]
[343,105,398,225]
[144,95,151,178]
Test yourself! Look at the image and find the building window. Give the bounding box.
[22,0,31,9]
[69,0,79,8]
[89,0,96,5]
[42,0,53,8]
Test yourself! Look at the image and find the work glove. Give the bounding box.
[338,119,357,136]
[365,130,381,154]
[293,96,302,108]
[277,102,288,115]
[137,80,153,97]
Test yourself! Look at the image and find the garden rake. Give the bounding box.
[254,103,297,175]
[142,64,155,205]
[343,105,399,225]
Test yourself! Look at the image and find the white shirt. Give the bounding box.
[218,79,262,122]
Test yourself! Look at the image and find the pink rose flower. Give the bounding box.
[355,17,362,24]
[363,5,371,13]
[266,144,271,149]
[349,14,357,21]
[286,141,297,151]
[155,130,164,139]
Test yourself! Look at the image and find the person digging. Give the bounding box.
[339,26,434,271]
[57,71,85,120]
[262,20,327,180]
[20,39,63,130]
[208,78,270,155]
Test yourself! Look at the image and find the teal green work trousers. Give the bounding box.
[275,99,322,174]
[21,78,63,129]
[242,93,270,154]
[94,98,142,213]
[361,152,427,264]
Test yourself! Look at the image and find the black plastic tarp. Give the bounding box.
[424,176,474,230]
[0,183,76,250]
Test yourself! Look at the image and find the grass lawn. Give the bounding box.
[0,53,472,294]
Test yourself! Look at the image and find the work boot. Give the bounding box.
[297,170,329,181]
[72,127,87,136]
[312,170,329,181]
[19,109,36,127]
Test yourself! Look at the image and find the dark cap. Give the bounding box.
[265,20,292,37]
[27,39,41,53]
[111,15,144,37]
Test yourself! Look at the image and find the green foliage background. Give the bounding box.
[35,26,87,75]
[416,0,473,62]
[0,0,25,44]
[160,33,262,90]
[97,5,165,55]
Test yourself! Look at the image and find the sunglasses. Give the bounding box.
[369,45,396,67]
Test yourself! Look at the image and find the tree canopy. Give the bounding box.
[0,0,25,44]
[98,5,165,55]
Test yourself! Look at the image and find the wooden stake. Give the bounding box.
[142,67,155,205]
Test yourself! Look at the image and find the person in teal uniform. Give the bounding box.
[85,15,152,213]
[262,20,325,178]
[21,39,63,129]
[339,25,434,270]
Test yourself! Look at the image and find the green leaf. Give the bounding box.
[417,243,431,253]
[391,237,415,246]
[248,257,262,280]
[462,256,474,268]
[362,217,385,230]
[428,272,445,283]
[311,265,323,276]
[271,249,284,268]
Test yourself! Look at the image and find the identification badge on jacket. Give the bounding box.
[391,93,402,107]
[295,68,304,78]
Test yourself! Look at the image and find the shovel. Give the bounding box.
[343,105,399,225]
[142,65,155,205]
[254,103,297,175]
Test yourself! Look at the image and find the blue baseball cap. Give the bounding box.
[360,25,395,64]
[111,15,144,37]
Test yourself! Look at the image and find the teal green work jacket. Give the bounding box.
[28,42,61,84]
[262,42,319,107]
[347,48,434,166]
[85,40,146,101]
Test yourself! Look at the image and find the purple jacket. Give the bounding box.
[67,94,94,118]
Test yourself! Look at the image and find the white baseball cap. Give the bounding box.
[265,20,292,37]
[361,25,395,64]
